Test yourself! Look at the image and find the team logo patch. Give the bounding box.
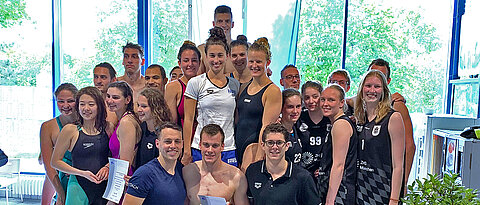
[356,125,363,132]
[254,182,262,189]
[244,98,251,103]
[302,152,314,165]
[147,142,153,149]
[326,124,332,132]
[372,125,381,136]
[83,142,94,149]
[299,123,308,132]
[207,89,214,94]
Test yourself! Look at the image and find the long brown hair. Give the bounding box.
[139,88,172,128]
[354,70,392,124]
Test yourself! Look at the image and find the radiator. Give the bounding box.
[6,175,44,199]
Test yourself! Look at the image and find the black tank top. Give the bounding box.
[356,110,403,205]
[331,115,358,204]
[135,122,159,168]
[285,125,302,165]
[235,81,273,165]
[71,127,109,205]
[295,110,331,176]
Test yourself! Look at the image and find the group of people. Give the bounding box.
[37,4,415,205]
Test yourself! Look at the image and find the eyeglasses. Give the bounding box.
[265,140,286,147]
[328,80,349,86]
[284,75,300,80]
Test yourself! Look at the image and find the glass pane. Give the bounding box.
[62,0,137,89]
[0,0,52,167]
[246,0,299,83]
[151,0,188,74]
[296,0,345,87]
[346,0,452,113]
[452,83,478,117]
[458,0,480,78]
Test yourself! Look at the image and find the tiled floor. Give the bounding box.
[0,198,41,205]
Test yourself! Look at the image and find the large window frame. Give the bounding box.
[51,0,471,117]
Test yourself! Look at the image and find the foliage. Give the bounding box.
[0,0,28,28]
[297,0,444,113]
[403,173,480,205]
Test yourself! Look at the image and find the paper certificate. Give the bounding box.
[102,158,129,203]
[199,195,227,205]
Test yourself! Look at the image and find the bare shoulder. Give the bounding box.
[265,82,281,95]
[389,112,404,126]
[41,118,57,133]
[165,80,181,93]
[183,162,201,179]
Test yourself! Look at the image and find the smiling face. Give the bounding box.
[105,87,131,113]
[78,94,98,121]
[231,45,247,72]
[213,13,233,37]
[362,75,384,104]
[303,87,321,112]
[145,67,166,92]
[93,66,114,93]
[169,67,183,82]
[156,128,183,161]
[247,50,270,77]
[262,132,289,161]
[320,87,344,118]
[282,95,302,124]
[207,45,227,75]
[178,49,200,79]
[56,90,76,116]
[122,48,145,76]
[136,95,152,122]
[200,132,224,164]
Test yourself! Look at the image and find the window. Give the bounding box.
[296,0,345,88]
[151,0,188,74]
[61,0,137,89]
[345,0,452,113]
[458,0,480,78]
[0,0,52,167]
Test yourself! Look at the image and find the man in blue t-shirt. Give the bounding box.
[123,122,186,205]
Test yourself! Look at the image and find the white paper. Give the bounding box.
[102,158,129,203]
[199,195,227,205]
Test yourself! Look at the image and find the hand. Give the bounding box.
[82,170,101,184]
[181,152,192,165]
[95,166,109,181]
[106,200,117,205]
[124,175,131,185]
[391,92,406,103]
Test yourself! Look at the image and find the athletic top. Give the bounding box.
[184,73,239,151]
[109,112,135,175]
[135,122,159,169]
[329,115,358,205]
[295,110,331,177]
[246,160,320,205]
[71,127,109,205]
[235,82,273,165]
[126,159,186,205]
[285,126,302,165]
[356,110,402,205]
[177,80,186,127]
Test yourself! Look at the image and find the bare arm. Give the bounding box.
[122,194,145,205]
[254,85,282,161]
[40,120,65,203]
[181,97,197,165]
[388,112,405,204]
[117,117,139,169]
[393,101,415,192]
[182,164,201,205]
[165,81,180,123]
[325,120,353,205]
[233,171,249,205]
[52,125,101,184]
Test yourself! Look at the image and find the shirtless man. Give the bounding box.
[145,64,168,94]
[198,5,236,75]
[93,62,118,125]
[183,124,249,205]
[117,42,146,101]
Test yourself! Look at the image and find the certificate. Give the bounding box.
[102,158,129,203]
[199,195,227,205]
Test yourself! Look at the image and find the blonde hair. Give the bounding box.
[354,70,392,124]
[249,37,271,61]
[324,84,347,113]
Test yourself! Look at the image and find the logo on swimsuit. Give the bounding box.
[302,152,314,165]
[299,123,308,132]
[254,182,262,189]
[356,125,363,132]
[147,142,153,149]
[326,124,332,132]
[372,125,381,136]
[83,142,94,149]
[207,89,214,94]
[243,98,251,103]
